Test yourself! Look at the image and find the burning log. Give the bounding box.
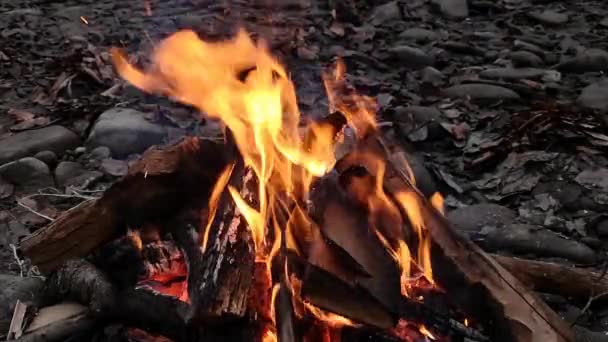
[362,135,575,342]
[20,137,233,274]
[170,164,255,323]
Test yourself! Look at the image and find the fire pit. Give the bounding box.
[13,28,574,342]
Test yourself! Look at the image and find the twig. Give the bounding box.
[17,200,54,222]
[10,244,26,277]
[572,291,608,326]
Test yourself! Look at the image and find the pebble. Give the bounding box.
[574,168,608,192]
[443,84,520,100]
[514,40,547,58]
[479,68,550,80]
[389,45,435,68]
[421,66,444,85]
[33,151,58,167]
[577,78,608,111]
[54,161,85,187]
[0,157,54,192]
[0,126,79,165]
[395,105,443,142]
[90,146,112,160]
[558,48,608,73]
[528,10,569,25]
[86,108,172,158]
[448,203,516,233]
[0,275,43,325]
[368,1,401,26]
[101,158,129,177]
[74,146,87,155]
[399,28,440,43]
[478,224,597,264]
[596,218,608,237]
[508,50,544,67]
[64,170,104,189]
[438,0,468,19]
[0,176,14,199]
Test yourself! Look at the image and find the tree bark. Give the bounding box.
[20,137,232,274]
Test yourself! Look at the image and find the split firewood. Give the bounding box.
[9,303,95,342]
[494,255,608,302]
[332,133,575,342]
[20,137,233,274]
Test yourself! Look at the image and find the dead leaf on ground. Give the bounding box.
[8,109,51,131]
[32,72,77,105]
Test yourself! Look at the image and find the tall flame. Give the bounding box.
[112,28,439,339]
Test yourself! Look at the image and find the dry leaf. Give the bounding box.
[8,109,35,122]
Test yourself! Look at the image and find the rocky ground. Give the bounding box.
[2,0,608,337]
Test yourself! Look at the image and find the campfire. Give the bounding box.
[15,28,575,342]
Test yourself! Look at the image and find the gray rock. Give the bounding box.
[558,48,608,73]
[396,105,444,142]
[33,151,58,167]
[421,66,444,85]
[369,1,401,25]
[577,79,608,111]
[448,203,516,233]
[514,40,547,58]
[86,108,171,158]
[439,0,468,19]
[90,146,112,160]
[0,275,43,332]
[0,126,79,165]
[0,176,14,199]
[443,84,520,100]
[479,68,551,80]
[101,158,128,177]
[0,157,53,192]
[389,45,435,68]
[74,146,87,155]
[64,170,104,188]
[596,218,608,237]
[528,10,568,25]
[575,168,608,192]
[406,153,437,198]
[399,28,440,43]
[508,51,544,67]
[478,224,597,264]
[55,161,85,187]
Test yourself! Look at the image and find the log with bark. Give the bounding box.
[20,137,234,274]
[494,255,608,303]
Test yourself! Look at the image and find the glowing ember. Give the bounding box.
[113,28,444,340]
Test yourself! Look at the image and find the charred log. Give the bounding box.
[20,137,233,274]
[169,165,256,323]
[41,259,115,316]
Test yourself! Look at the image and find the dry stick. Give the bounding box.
[493,255,608,302]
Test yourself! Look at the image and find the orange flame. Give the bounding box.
[113,28,440,339]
